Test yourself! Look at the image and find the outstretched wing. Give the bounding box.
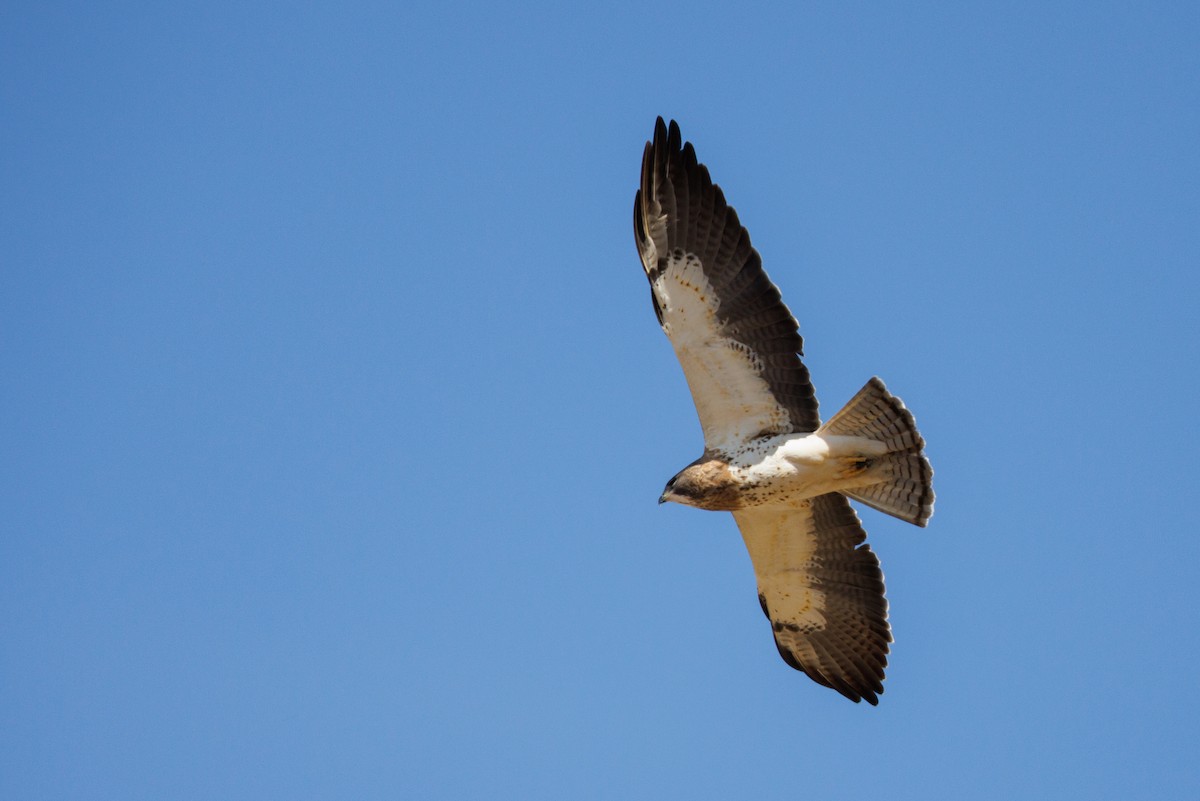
[733,493,891,705]
[634,117,819,452]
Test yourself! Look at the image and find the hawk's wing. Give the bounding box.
[733,493,891,705]
[634,117,819,452]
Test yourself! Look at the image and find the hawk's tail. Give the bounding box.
[819,377,934,527]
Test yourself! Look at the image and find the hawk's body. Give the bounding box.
[634,118,934,705]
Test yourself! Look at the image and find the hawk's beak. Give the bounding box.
[658,490,670,505]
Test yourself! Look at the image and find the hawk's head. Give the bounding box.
[659,456,744,512]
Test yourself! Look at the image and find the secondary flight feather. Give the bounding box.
[633,117,934,705]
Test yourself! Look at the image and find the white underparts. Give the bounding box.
[731,433,890,507]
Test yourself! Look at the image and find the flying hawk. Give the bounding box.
[634,118,934,705]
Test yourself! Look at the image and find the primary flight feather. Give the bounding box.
[634,117,934,705]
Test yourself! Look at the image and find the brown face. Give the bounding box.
[660,457,745,512]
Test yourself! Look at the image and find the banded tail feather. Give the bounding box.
[820,377,935,527]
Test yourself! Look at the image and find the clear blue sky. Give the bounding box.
[3,2,1198,799]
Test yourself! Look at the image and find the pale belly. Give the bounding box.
[729,433,888,507]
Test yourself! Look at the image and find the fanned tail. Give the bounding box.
[819,377,934,527]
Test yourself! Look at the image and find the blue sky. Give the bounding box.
[3,1,1198,798]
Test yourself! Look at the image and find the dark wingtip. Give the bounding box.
[653,116,669,149]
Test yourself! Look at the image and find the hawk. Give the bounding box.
[634,118,934,705]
